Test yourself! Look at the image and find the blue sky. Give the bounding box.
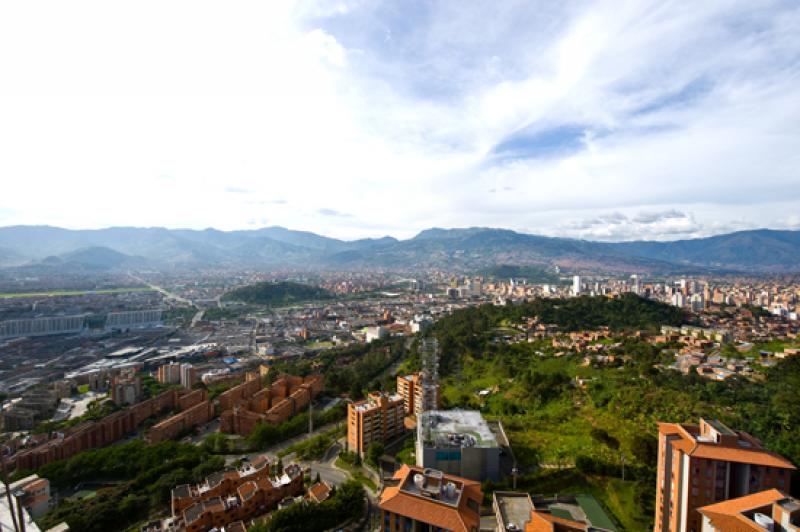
[0,0,799,241]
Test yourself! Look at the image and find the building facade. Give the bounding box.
[219,373,323,436]
[416,410,501,482]
[347,391,405,456]
[655,418,796,532]
[396,373,440,417]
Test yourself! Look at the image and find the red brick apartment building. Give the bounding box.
[146,389,213,443]
[143,460,303,532]
[347,391,405,456]
[171,454,272,515]
[6,388,195,471]
[219,372,323,436]
[379,465,482,532]
[697,488,800,531]
[655,418,796,532]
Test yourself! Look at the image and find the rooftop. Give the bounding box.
[419,409,498,448]
[494,492,534,531]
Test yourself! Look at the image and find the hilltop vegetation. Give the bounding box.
[32,440,224,532]
[222,281,333,306]
[427,293,685,373]
[420,296,800,530]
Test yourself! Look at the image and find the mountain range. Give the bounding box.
[0,225,798,274]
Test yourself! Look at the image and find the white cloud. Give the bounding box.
[0,0,798,240]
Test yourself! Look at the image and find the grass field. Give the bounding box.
[0,287,154,299]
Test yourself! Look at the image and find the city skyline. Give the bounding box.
[1,1,799,240]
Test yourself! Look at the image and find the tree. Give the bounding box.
[630,433,658,465]
[365,442,384,468]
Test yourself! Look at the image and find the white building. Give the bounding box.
[572,275,582,296]
[366,326,388,343]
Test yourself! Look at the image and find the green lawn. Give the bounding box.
[0,287,153,299]
[334,457,377,491]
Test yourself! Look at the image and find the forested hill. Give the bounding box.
[222,281,333,306]
[428,294,685,370]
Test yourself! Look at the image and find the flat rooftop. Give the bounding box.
[419,409,498,448]
[399,467,463,507]
[494,492,534,531]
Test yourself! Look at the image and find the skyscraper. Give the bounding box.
[572,275,582,296]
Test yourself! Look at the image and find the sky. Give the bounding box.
[1,0,799,242]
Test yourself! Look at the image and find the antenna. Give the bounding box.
[420,338,439,413]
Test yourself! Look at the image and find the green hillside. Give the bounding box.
[222,281,333,306]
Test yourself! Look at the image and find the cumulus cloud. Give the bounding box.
[318,208,353,218]
[0,1,798,239]
[553,209,763,242]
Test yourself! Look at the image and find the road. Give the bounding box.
[128,273,193,305]
[190,309,205,327]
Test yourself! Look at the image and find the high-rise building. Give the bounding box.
[157,363,182,384]
[572,275,582,296]
[379,465,482,532]
[110,371,142,406]
[180,364,198,389]
[655,418,796,532]
[347,391,405,456]
[631,274,642,295]
[396,373,441,417]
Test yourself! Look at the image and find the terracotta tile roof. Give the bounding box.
[308,482,331,503]
[525,511,588,532]
[379,465,481,532]
[689,444,795,469]
[698,488,787,531]
[658,422,795,469]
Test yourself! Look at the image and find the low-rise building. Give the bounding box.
[416,410,501,482]
[379,465,482,532]
[157,462,303,532]
[698,488,800,531]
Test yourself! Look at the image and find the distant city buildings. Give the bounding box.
[572,275,582,296]
[0,315,85,340]
[110,370,142,406]
[655,418,796,532]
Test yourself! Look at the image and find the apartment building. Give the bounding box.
[698,488,800,531]
[379,465,482,532]
[146,389,212,443]
[110,371,142,406]
[151,461,303,532]
[347,391,405,456]
[171,455,272,515]
[396,373,440,416]
[157,363,182,385]
[7,388,187,471]
[219,372,324,436]
[655,418,796,532]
